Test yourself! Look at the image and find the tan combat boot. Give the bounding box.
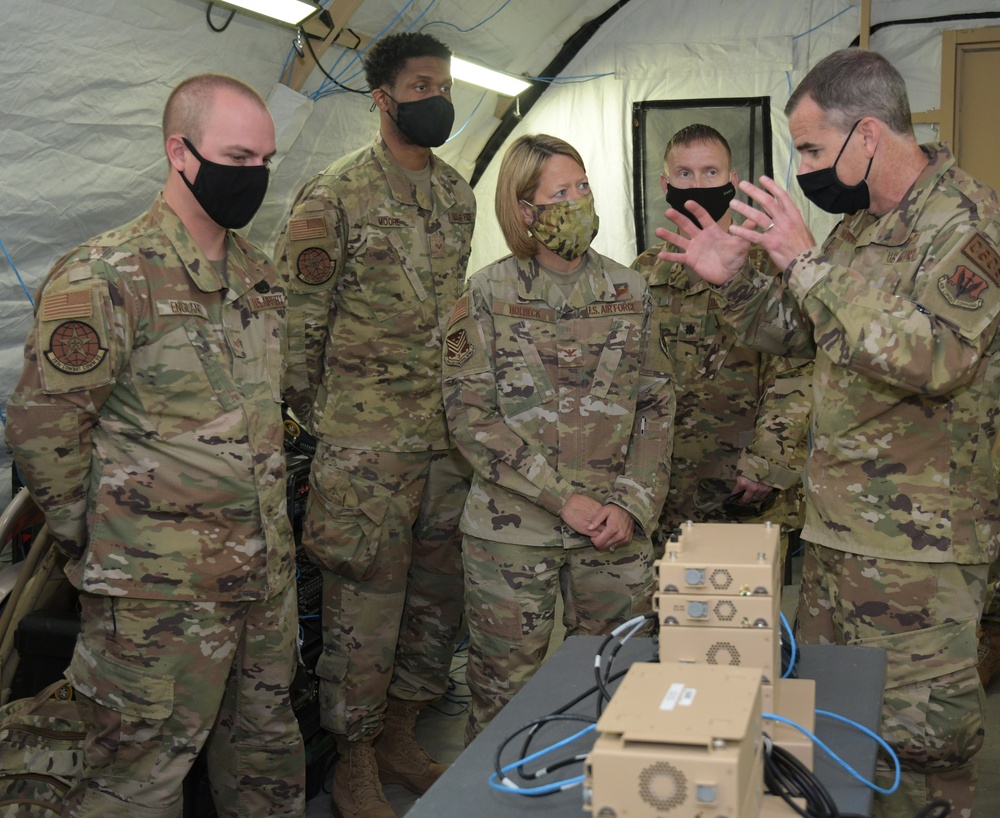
[331,735,396,818]
[374,698,447,794]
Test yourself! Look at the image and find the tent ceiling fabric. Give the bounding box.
[2,0,1000,508]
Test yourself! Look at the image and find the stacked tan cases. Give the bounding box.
[654,522,815,771]
[655,522,781,708]
[584,662,764,818]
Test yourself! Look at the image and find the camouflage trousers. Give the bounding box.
[62,584,305,818]
[303,443,469,739]
[796,543,988,818]
[462,533,655,743]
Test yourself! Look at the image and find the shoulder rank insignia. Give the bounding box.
[445,328,474,366]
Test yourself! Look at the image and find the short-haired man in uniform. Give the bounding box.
[273,31,475,818]
[631,124,811,548]
[660,48,1000,818]
[6,74,304,817]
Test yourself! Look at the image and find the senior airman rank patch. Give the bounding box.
[446,328,474,366]
[937,265,989,310]
[296,247,335,285]
[45,320,108,374]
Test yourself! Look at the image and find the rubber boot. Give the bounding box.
[331,735,395,818]
[374,698,447,794]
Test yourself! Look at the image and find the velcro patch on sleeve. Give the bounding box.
[295,247,336,285]
[936,265,989,310]
[445,328,474,366]
[289,216,328,242]
[41,289,92,322]
[961,233,1000,286]
[447,294,468,328]
[43,320,108,376]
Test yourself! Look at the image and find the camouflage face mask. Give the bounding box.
[526,195,600,261]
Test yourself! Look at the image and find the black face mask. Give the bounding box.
[796,120,874,214]
[385,93,455,148]
[665,181,736,224]
[180,138,269,230]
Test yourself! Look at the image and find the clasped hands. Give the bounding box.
[560,493,635,552]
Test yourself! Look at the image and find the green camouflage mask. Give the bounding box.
[527,195,600,261]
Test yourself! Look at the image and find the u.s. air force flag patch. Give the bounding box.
[446,328,474,366]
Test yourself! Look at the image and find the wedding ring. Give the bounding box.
[765,222,776,232]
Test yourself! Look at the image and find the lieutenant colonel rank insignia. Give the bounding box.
[445,329,474,366]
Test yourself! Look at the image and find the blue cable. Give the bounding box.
[309,0,442,102]
[488,722,595,795]
[779,611,796,678]
[792,5,855,40]
[446,92,486,142]
[0,235,35,308]
[312,0,417,99]
[419,0,513,34]
[763,711,901,795]
[404,0,438,32]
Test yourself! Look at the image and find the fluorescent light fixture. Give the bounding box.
[452,57,531,96]
[211,0,319,26]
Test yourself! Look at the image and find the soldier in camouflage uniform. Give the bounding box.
[631,124,811,551]
[272,32,474,818]
[977,560,1000,688]
[4,75,304,818]
[658,49,1000,818]
[444,135,674,741]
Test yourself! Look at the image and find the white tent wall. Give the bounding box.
[466,0,1000,272]
[1,0,999,510]
[0,0,608,507]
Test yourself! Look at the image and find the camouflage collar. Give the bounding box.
[513,251,622,308]
[372,136,462,216]
[861,142,954,248]
[148,194,270,298]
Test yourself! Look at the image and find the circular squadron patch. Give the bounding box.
[296,247,335,285]
[45,321,108,374]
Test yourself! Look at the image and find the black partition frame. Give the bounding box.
[632,96,774,255]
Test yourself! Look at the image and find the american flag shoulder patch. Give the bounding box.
[289,216,328,242]
[448,294,469,327]
[41,289,92,322]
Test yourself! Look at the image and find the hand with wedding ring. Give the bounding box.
[728,176,817,271]
[587,503,635,552]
